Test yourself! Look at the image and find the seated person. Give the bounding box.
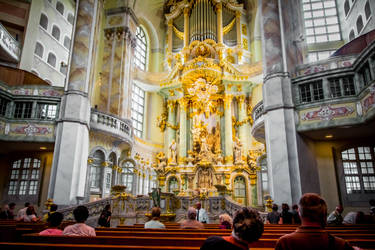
[39,212,64,235]
[145,207,165,229]
[21,205,40,222]
[200,207,264,250]
[63,206,96,236]
[327,205,344,225]
[196,202,209,223]
[180,207,204,229]
[275,193,356,250]
[266,204,280,224]
[219,213,232,229]
[42,204,58,222]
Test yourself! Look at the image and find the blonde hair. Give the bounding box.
[219,213,233,225]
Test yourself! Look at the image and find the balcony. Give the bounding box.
[90,109,134,146]
[251,101,265,143]
[0,23,21,63]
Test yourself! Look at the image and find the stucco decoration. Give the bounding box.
[361,84,375,114]
[11,123,53,136]
[301,105,354,121]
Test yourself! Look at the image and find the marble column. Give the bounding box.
[167,20,173,54]
[48,0,99,205]
[216,3,223,44]
[237,95,248,152]
[178,99,188,163]
[166,100,176,156]
[183,8,189,48]
[236,11,241,48]
[224,94,233,164]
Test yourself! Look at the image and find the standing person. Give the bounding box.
[219,213,232,229]
[327,205,344,225]
[291,204,301,224]
[16,202,30,220]
[266,204,280,224]
[98,204,111,227]
[180,207,204,229]
[275,193,355,250]
[280,203,293,224]
[145,207,165,229]
[200,207,264,250]
[63,206,96,236]
[0,204,9,219]
[196,202,209,224]
[42,204,58,222]
[20,206,39,222]
[39,212,64,235]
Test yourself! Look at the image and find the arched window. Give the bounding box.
[340,147,375,194]
[8,158,41,196]
[131,84,145,137]
[344,0,350,16]
[108,152,116,186]
[349,30,355,41]
[47,53,56,67]
[365,1,371,20]
[67,13,74,25]
[121,161,134,192]
[63,36,71,49]
[39,14,48,30]
[56,1,64,15]
[52,25,60,41]
[168,176,179,193]
[89,150,104,190]
[233,176,247,206]
[60,62,67,75]
[356,16,364,34]
[34,42,44,58]
[260,157,269,197]
[134,27,147,71]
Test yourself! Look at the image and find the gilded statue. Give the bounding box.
[197,167,213,189]
[154,152,167,174]
[233,137,244,164]
[168,139,177,165]
[156,112,167,132]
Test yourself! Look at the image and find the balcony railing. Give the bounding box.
[0,23,21,62]
[252,101,264,122]
[90,109,134,144]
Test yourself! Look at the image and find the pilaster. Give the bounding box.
[224,94,233,164]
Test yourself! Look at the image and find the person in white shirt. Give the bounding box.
[196,202,209,224]
[145,207,165,229]
[16,202,30,220]
[63,206,96,236]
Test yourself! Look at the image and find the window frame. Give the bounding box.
[34,42,44,58]
[131,84,145,138]
[134,26,148,71]
[356,15,364,34]
[120,161,134,193]
[56,1,64,16]
[39,13,48,30]
[47,52,57,68]
[51,25,61,41]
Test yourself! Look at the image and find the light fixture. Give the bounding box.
[325,134,333,139]
[40,146,47,150]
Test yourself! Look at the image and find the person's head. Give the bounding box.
[298,193,327,227]
[24,202,30,208]
[196,202,201,210]
[219,213,233,225]
[104,204,111,211]
[151,207,161,220]
[26,205,35,216]
[73,206,89,223]
[50,204,58,212]
[2,204,9,211]
[187,207,197,220]
[233,207,264,244]
[369,199,375,207]
[335,205,344,214]
[292,204,298,211]
[272,204,278,212]
[282,203,289,212]
[9,203,16,210]
[355,211,365,224]
[48,212,63,227]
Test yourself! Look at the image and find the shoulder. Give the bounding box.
[201,236,226,249]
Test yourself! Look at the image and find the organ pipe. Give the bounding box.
[189,0,217,43]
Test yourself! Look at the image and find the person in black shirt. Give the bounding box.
[266,204,280,224]
[291,204,301,224]
[200,207,264,250]
[280,203,293,224]
[98,204,111,227]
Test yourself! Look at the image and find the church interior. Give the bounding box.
[0,0,375,239]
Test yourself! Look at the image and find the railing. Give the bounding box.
[90,109,133,143]
[252,101,264,122]
[0,22,21,62]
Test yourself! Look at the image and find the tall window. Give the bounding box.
[52,25,60,41]
[14,102,32,119]
[39,14,48,30]
[8,158,41,196]
[302,0,341,44]
[34,42,44,58]
[168,176,179,193]
[131,84,145,137]
[63,36,71,49]
[90,150,104,189]
[47,53,56,67]
[36,103,57,120]
[0,97,9,116]
[134,27,147,70]
[299,80,324,103]
[341,147,375,194]
[260,158,269,197]
[67,13,74,25]
[121,161,134,192]
[308,50,335,63]
[233,176,247,206]
[359,63,373,88]
[356,16,364,34]
[56,2,64,15]
[365,1,371,20]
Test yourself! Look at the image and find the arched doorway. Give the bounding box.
[233,175,247,206]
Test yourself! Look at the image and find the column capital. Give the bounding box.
[216,2,222,11]
[178,98,189,111]
[183,7,190,15]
